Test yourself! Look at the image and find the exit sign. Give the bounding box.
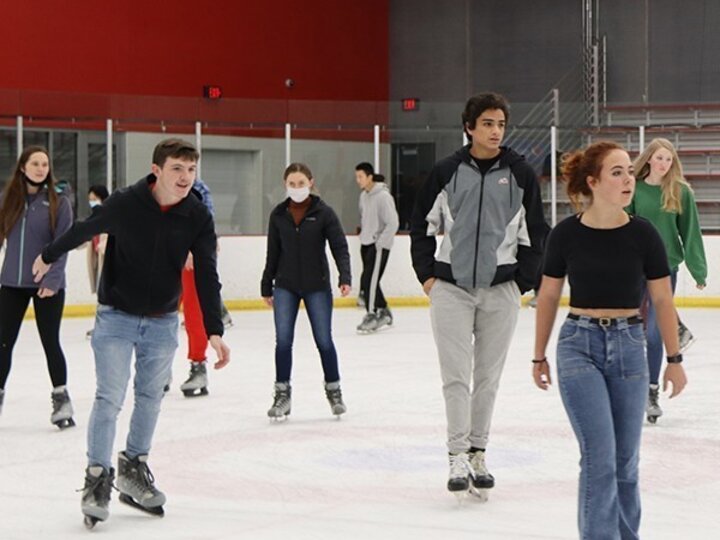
[203,85,223,100]
[401,98,420,111]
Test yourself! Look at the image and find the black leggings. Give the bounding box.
[0,286,67,389]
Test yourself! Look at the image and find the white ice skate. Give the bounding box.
[468,450,494,502]
[447,452,473,503]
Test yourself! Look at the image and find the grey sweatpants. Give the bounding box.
[429,279,520,454]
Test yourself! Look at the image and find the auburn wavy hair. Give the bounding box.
[561,141,625,211]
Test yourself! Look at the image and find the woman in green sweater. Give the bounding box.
[628,138,707,423]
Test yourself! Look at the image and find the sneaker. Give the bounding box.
[267,382,292,418]
[356,312,379,334]
[324,381,346,416]
[117,452,166,508]
[447,452,472,492]
[678,320,695,353]
[468,449,495,489]
[646,384,662,423]
[81,466,115,522]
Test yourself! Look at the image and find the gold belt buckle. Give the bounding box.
[598,317,612,327]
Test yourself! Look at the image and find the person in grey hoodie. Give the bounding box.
[410,93,546,499]
[0,146,74,428]
[355,163,399,333]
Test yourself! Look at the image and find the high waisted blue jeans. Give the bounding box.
[556,315,649,540]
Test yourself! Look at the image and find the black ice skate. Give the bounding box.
[646,384,663,424]
[324,381,347,417]
[117,452,166,516]
[180,361,209,397]
[51,387,75,429]
[468,449,494,501]
[80,466,115,529]
[267,382,291,420]
[447,452,472,502]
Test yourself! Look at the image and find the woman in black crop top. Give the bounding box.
[532,142,687,540]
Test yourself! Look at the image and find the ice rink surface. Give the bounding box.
[0,305,717,539]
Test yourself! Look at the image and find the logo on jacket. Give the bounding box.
[498,177,509,185]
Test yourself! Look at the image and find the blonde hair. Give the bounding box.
[633,138,691,214]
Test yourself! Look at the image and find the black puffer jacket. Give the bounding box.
[261,195,351,297]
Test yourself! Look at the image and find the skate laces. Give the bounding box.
[325,387,343,405]
[272,389,290,409]
[51,390,68,413]
[469,451,488,476]
[78,470,116,500]
[448,453,471,479]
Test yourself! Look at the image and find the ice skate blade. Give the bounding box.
[469,486,490,502]
[54,418,76,430]
[181,387,209,398]
[119,494,164,517]
[268,414,290,423]
[84,515,100,529]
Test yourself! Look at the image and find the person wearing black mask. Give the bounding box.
[0,146,74,428]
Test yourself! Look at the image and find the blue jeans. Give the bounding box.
[556,316,649,540]
[645,271,677,385]
[88,305,178,469]
[273,287,339,383]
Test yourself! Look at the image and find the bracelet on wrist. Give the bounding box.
[532,357,547,364]
[666,353,683,364]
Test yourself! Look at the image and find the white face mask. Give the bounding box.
[89,200,101,208]
[287,186,310,203]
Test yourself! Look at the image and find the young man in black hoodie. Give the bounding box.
[410,93,546,499]
[33,138,230,527]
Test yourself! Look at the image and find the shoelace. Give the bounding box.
[325,388,343,405]
[272,391,290,409]
[77,472,117,500]
[448,454,471,479]
[469,452,488,476]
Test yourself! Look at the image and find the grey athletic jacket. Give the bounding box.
[358,182,399,250]
[410,145,546,293]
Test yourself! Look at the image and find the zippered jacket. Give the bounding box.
[261,195,351,297]
[359,182,399,250]
[410,145,546,293]
[41,175,224,336]
[0,189,73,292]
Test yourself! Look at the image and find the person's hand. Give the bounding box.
[37,288,56,298]
[262,296,273,307]
[663,363,687,398]
[532,359,552,390]
[184,253,194,271]
[696,283,706,290]
[339,284,351,297]
[208,335,230,369]
[422,277,436,296]
[32,255,51,283]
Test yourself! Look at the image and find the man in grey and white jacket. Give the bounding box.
[355,163,399,333]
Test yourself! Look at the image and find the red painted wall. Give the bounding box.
[0,1,388,102]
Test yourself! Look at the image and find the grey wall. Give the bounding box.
[391,0,720,106]
[390,0,583,103]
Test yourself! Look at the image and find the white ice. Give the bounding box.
[0,306,717,540]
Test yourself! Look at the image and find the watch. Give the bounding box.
[666,353,683,364]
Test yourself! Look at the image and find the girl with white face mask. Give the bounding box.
[261,163,352,420]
